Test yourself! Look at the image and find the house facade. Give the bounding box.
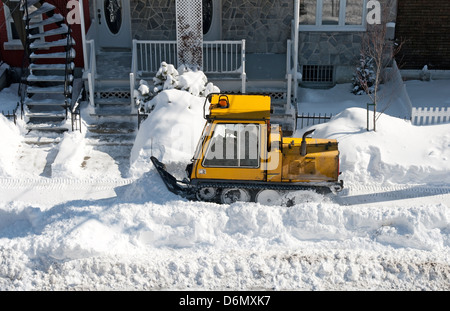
[2,1,401,86]
[3,1,449,88]
[0,0,90,70]
[0,0,408,134]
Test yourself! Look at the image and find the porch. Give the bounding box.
[83,39,298,132]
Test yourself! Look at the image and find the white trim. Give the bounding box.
[79,0,88,72]
[293,0,299,102]
[316,0,323,26]
[299,25,366,32]
[2,2,23,50]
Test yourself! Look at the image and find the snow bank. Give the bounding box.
[1,73,449,291]
[297,107,450,186]
[0,115,22,177]
[51,131,86,178]
[1,197,448,290]
[129,89,206,178]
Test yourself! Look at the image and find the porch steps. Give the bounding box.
[26,85,72,94]
[28,24,69,39]
[20,0,75,135]
[26,14,64,29]
[22,2,55,20]
[27,74,74,83]
[30,49,76,60]
[25,124,69,133]
[30,63,75,71]
[84,94,138,177]
[21,0,43,10]
[30,38,75,50]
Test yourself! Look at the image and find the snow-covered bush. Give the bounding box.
[153,62,180,93]
[133,79,155,113]
[153,62,220,97]
[134,62,220,114]
[352,54,376,95]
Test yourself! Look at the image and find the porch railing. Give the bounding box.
[130,39,247,97]
[86,39,96,106]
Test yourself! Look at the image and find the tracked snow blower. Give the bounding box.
[151,93,343,205]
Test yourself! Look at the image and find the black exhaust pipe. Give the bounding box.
[301,129,315,156]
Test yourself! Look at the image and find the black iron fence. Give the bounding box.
[1,103,19,125]
[296,112,333,129]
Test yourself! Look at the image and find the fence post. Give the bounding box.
[367,103,375,131]
[241,39,246,94]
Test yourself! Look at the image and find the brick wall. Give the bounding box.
[395,0,450,70]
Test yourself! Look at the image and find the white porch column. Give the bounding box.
[293,0,300,104]
[79,0,88,72]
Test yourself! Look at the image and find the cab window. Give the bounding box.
[203,123,260,167]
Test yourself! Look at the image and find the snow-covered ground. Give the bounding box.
[0,74,449,291]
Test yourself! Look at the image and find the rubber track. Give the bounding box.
[194,181,332,193]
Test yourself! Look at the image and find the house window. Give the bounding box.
[203,0,213,35]
[300,0,366,31]
[104,0,122,35]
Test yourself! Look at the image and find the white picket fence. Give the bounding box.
[411,107,450,125]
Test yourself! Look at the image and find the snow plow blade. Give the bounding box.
[150,156,190,197]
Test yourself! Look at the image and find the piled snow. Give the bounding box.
[0,78,449,291]
[298,107,450,186]
[51,131,87,178]
[0,198,448,290]
[405,80,450,108]
[0,115,22,177]
[152,62,220,97]
[130,89,206,179]
[299,80,411,119]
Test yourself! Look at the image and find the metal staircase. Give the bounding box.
[20,0,75,133]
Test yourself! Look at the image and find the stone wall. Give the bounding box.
[129,0,294,53]
[299,32,362,66]
[222,0,293,53]
[130,0,177,40]
[126,0,405,82]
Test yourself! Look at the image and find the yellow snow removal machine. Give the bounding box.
[151,93,343,204]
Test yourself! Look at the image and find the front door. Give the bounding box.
[95,0,131,49]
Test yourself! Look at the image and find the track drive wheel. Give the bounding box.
[255,189,282,206]
[196,187,217,201]
[220,188,251,204]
